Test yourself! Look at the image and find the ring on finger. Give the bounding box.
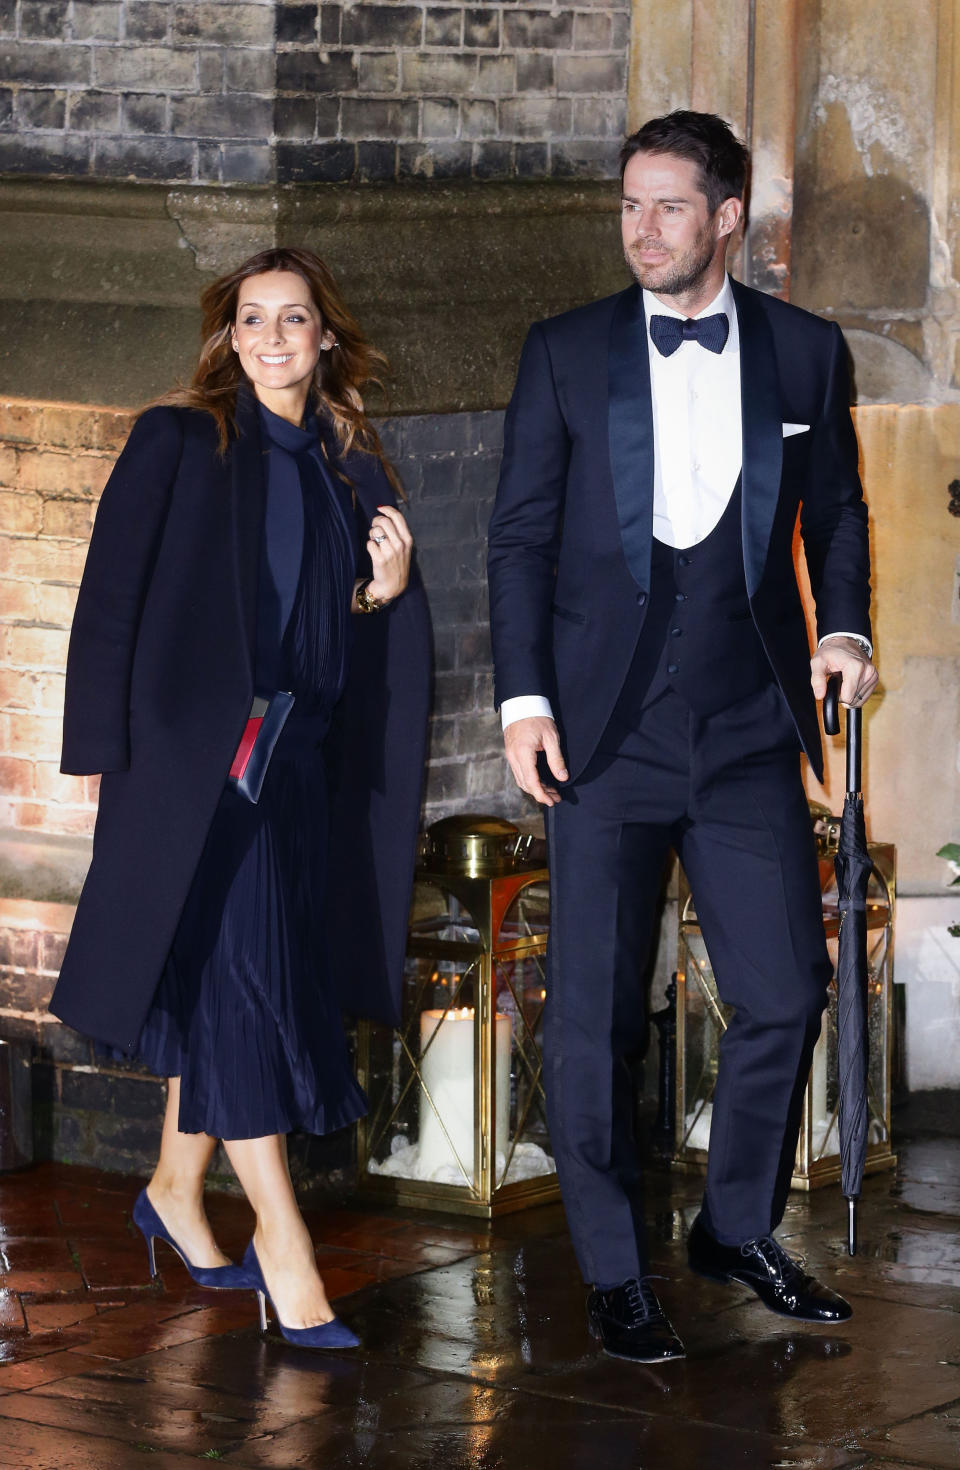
[372,532,387,545]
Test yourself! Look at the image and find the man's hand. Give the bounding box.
[504,717,569,807]
[810,636,879,709]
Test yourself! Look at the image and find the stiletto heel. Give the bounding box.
[132,1189,253,1291]
[241,1240,360,1350]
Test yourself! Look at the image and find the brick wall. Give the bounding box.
[0,399,126,839]
[1,0,629,184]
[275,0,629,182]
[1,0,279,184]
[380,409,521,815]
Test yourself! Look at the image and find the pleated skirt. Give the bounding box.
[133,738,367,1140]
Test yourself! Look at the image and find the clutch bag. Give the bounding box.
[227,690,295,803]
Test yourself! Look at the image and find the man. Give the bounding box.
[487,111,877,1364]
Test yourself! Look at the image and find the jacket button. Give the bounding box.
[667,663,680,675]
[677,554,691,567]
[675,592,687,602]
[636,590,647,606]
[670,627,682,637]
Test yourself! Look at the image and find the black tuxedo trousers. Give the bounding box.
[545,679,831,1284]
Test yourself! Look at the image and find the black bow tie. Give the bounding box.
[649,312,729,357]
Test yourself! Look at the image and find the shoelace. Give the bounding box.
[743,1236,808,1286]
[622,1277,663,1323]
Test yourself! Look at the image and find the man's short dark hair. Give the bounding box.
[619,110,749,215]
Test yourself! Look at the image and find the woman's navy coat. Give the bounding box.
[51,388,431,1053]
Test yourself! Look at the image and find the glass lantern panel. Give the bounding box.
[495,879,550,946]
[809,985,839,1160]
[820,861,892,926]
[363,954,485,1191]
[408,880,480,947]
[678,929,732,1153]
[493,949,554,1186]
[679,857,893,1173]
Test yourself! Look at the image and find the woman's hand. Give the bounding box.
[364,504,413,604]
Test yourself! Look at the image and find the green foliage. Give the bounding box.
[936,843,960,886]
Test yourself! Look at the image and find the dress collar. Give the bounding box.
[255,397,319,453]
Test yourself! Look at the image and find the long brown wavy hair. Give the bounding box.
[159,246,399,490]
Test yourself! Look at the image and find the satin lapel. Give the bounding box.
[732,278,783,598]
[607,285,654,589]
[231,386,266,684]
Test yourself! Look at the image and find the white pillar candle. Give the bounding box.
[418,1007,512,1182]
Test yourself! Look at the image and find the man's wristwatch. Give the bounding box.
[356,578,389,613]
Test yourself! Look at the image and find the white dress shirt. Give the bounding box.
[647,277,742,548]
[500,281,868,731]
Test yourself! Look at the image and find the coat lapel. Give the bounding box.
[231,385,267,684]
[607,285,654,589]
[731,277,783,597]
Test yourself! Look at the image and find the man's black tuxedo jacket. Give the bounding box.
[487,277,871,784]
[52,388,431,1051]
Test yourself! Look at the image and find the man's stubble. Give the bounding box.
[623,217,719,301]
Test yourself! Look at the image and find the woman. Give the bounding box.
[50,248,431,1348]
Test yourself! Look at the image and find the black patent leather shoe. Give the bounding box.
[587,1277,686,1363]
[687,1215,852,1323]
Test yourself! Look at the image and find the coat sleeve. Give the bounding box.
[324,448,433,1027]
[798,324,872,646]
[61,406,184,776]
[486,322,571,709]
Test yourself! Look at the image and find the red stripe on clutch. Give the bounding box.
[229,716,264,780]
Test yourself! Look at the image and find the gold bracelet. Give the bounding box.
[356,578,388,613]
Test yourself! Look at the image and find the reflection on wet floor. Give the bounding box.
[0,1092,957,1467]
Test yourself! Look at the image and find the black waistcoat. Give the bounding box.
[615,481,774,724]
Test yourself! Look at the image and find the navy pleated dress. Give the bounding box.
[131,402,368,1140]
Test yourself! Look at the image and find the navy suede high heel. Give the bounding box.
[133,1188,252,1290]
[241,1240,360,1349]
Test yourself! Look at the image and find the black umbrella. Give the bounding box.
[823,671,871,1255]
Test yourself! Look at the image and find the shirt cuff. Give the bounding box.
[501,695,555,730]
[818,631,873,658]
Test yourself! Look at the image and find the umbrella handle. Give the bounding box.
[823,672,862,796]
[823,672,841,736]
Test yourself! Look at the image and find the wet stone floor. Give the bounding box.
[0,1094,958,1469]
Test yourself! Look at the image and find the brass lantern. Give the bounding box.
[674,807,897,1189]
[355,816,560,1217]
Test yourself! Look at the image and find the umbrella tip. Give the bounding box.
[847,1197,857,1256]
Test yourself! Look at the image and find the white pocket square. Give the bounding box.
[782,422,810,437]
